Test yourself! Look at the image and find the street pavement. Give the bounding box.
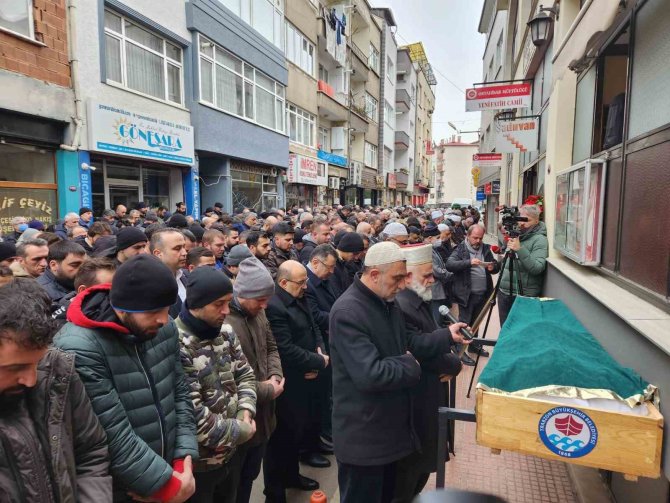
[251,279,579,502]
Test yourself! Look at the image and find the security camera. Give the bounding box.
[81,163,97,171]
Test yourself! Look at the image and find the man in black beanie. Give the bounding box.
[331,232,365,298]
[54,255,198,502]
[115,226,148,264]
[175,267,257,502]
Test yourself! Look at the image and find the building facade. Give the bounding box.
[433,138,478,206]
[393,46,417,206]
[479,1,670,501]
[188,0,289,214]
[0,0,75,230]
[371,7,397,207]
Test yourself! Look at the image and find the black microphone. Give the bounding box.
[438,305,474,341]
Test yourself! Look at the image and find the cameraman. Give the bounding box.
[498,204,548,325]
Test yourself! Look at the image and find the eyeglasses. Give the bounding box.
[286,278,309,287]
[317,259,336,271]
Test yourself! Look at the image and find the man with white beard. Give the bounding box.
[394,244,468,502]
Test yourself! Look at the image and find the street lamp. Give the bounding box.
[528,5,558,47]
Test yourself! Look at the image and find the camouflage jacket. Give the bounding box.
[175,317,257,471]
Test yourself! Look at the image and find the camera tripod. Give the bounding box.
[462,245,524,398]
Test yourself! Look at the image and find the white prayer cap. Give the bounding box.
[437,223,449,232]
[364,242,406,267]
[447,215,462,224]
[431,210,443,220]
[383,222,408,237]
[401,244,433,266]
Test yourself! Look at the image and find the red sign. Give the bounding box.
[465,83,532,112]
[387,173,397,189]
[484,182,492,195]
[473,153,503,168]
[425,140,435,156]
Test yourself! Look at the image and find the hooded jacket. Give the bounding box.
[53,285,198,501]
[499,221,548,296]
[0,349,112,502]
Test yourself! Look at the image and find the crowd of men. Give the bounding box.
[0,200,548,503]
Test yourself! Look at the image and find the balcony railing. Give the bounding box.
[350,42,368,65]
[395,131,410,150]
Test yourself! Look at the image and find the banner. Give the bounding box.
[88,101,194,165]
[495,118,539,153]
[465,83,532,112]
[473,153,503,168]
[471,167,481,187]
[288,154,328,186]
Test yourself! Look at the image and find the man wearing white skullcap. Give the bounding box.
[382,222,409,245]
[329,241,459,502]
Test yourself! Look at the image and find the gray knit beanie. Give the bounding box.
[234,257,275,299]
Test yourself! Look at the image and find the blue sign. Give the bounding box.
[317,149,348,167]
[476,188,486,201]
[183,166,200,218]
[78,151,92,208]
[492,180,501,194]
[539,407,598,459]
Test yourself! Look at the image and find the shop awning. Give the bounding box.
[552,0,623,84]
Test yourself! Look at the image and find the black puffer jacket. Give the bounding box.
[0,349,112,502]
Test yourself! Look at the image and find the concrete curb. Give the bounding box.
[566,465,615,503]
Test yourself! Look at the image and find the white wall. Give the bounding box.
[0,70,74,124]
[76,0,191,151]
[395,50,417,190]
[479,10,507,154]
[440,144,478,204]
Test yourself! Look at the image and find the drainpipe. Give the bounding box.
[60,0,83,152]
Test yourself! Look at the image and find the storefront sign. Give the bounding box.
[476,188,486,201]
[387,173,397,189]
[88,101,195,165]
[317,149,348,168]
[473,153,503,168]
[375,175,385,189]
[0,188,57,233]
[484,182,492,195]
[465,83,532,112]
[492,179,501,194]
[79,152,92,209]
[471,167,481,186]
[288,154,328,186]
[495,118,539,153]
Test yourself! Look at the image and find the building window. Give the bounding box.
[285,22,314,76]
[286,103,315,147]
[199,35,285,133]
[386,56,394,82]
[318,126,330,151]
[383,147,391,170]
[104,10,183,105]
[231,167,278,212]
[318,64,329,83]
[364,142,378,169]
[218,0,284,50]
[495,32,503,69]
[368,43,380,74]
[0,0,34,39]
[410,83,416,102]
[364,92,378,122]
[384,100,395,128]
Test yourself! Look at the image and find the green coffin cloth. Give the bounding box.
[478,297,654,406]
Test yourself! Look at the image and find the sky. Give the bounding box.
[372,0,485,144]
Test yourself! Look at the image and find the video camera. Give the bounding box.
[498,206,528,238]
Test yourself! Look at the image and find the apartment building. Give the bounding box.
[371,7,397,207]
[433,137,478,206]
[393,46,417,206]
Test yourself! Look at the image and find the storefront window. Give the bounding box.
[90,158,172,214]
[143,168,171,209]
[0,187,57,234]
[0,142,58,234]
[285,185,315,209]
[231,168,278,212]
[0,144,55,183]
